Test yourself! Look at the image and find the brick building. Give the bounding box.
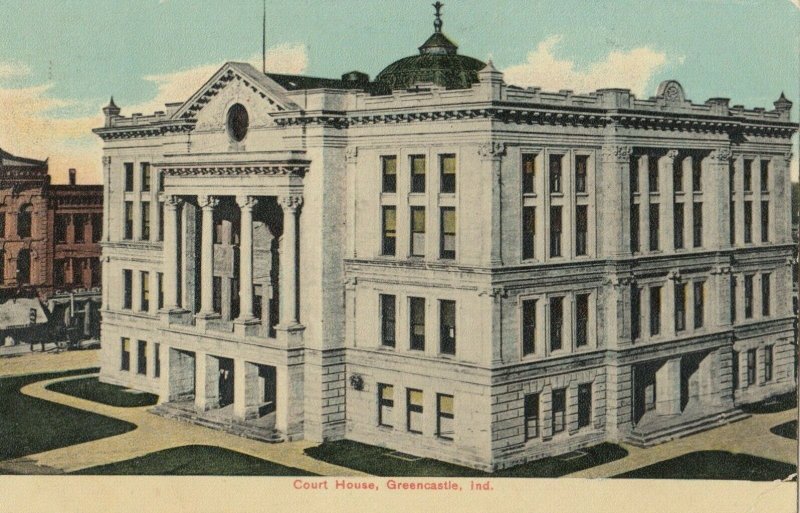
[94,10,797,471]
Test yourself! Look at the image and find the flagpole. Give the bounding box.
[262,0,266,73]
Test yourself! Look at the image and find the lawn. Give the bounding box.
[770,420,797,441]
[72,445,318,476]
[0,368,137,461]
[613,451,796,481]
[304,440,627,477]
[46,377,158,407]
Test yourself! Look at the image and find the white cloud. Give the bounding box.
[125,43,308,116]
[0,60,31,81]
[502,35,670,96]
[790,0,800,10]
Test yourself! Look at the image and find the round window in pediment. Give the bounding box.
[227,103,249,142]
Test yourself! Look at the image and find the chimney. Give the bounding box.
[69,168,77,185]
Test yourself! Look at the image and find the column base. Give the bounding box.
[275,323,305,347]
[195,312,221,331]
[160,308,193,326]
[233,317,261,337]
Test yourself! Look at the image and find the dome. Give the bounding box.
[375,3,485,91]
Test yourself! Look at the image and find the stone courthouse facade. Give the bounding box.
[94,9,797,471]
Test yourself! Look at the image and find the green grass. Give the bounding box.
[770,420,797,441]
[613,451,796,481]
[46,377,158,408]
[304,440,627,477]
[72,445,318,476]
[0,368,137,461]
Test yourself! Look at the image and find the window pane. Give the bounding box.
[440,300,456,355]
[524,393,539,439]
[575,155,588,193]
[648,156,659,192]
[382,207,396,256]
[382,156,397,193]
[550,206,562,257]
[411,207,425,256]
[411,155,426,193]
[440,208,456,259]
[649,204,659,251]
[522,154,536,194]
[550,297,563,351]
[437,394,454,439]
[576,294,589,347]
[440,154,456,193]
[549,155,562,193]
[522,299,536,356]
[522,206,535,260]
[381,294,396,347]
[410,297,425,350]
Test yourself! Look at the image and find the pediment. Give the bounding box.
[171,62,301,123]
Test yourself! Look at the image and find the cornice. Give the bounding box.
[93,121,196,141]
[161,161,310,178]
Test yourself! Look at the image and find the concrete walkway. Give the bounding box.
[566,408,797,478]
[1,368,367,476]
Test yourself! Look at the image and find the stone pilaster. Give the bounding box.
[235,195,258,325]
[197,195,218,318]
[598,144,633,257]
[707,148,732,250]
[162,195,183,313]
[479,142,506,266]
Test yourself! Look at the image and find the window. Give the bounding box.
[157,272,164,310]
[409,297,425,351]
[746,348,756,386]
[141,162,151,191]
[760,160,769,192]
[213,218,223,244]
[764,346,773,382]
[381,206,396,256]
[673,157,683,192]
[578,383,592,429]
[693,281,704,329]
[675,283,686,332]
[0,213,4,238]
[575,293,589,347]
[17,205,31,238]
[227,104,249,141]
[521,299,537,356]
[0,250,3,285]
[744,201,753,243]
[123,270,132,309]
[550,296,563,351]
[630,204,640,252]
[575,205,588,256]
[439,300,456,355]
[440,208,456,259]
[91,258,100,287]
[673,203,684,249]
[124,201,133,240]
[743,159,752,191]
[522,206,535,260]
[121,338,131,371]
[522,154,536,194]
[650,286,661,336]
[141,201,150,241]
[91,213,102,242]
[410,207,426,257]
[16,249,30,284]
[158,171,165,192]
[729,201,735,245]
[140,271,150,312]
[436,394,454,440]
[158,202,164,241]
[124,163,134,192]
[692,202,702,248]
[549,154,562,193]
[550,206,562,257]
[54,260,66,287]
[380,294,396,347]
[732,350,739,390]
[744,274,754,319]
[730,275,737,323]
[382,156,397,193]
[137,340,147,375]
[406,389,423,434]
[761,273,770,317]
[692,157,702,191]
[212,276,222,314]
[630,160,639,193]
[410,155,426,193]
[440,154,456,193]
[648,156,659,193]
[649,204,659,251]
[631,285,641,341]
[55,215,68,243]
[524,393,539,440]
[575,155,588,193]
[552,388,566,434]
[378,384,394,427]
[154,342,161,378]
[761,201,769,242]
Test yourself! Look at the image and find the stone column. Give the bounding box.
[660,150,678,252]
[655,357,681,415]
[478,142,506,266]
[598,144,632,257]
[102,156,112,242]
[278,195,302,327]
[774,152,792,244]
[712,265,733,328]
[197,195,218,318]
[162,195,183,312]
[639,155,651,253]
[708,148,732,250]
[236,195,258,324]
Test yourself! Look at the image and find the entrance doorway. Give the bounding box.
[258,365,276,416]
[633,362,658,425]
[218,357,234,408]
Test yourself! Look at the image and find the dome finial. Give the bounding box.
[433,1,444,33]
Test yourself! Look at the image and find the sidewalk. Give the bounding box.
[0,347,100,377]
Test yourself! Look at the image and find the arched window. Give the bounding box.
[16,249,30,284]
[17,205,32,238]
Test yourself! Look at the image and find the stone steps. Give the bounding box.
[624,408,750,448]
[150,403,284,444]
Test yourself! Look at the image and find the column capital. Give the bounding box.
[478,142,506,161]
[601,145,632,163]
[783,151,793,166]
[709,148,732,163]
[236,195,259,210]
[664,149,679,161]
[667,270,683,282]
[279,194,304,212]
[165,195,184,209]
[605,275,635,288]
[102,156,112,167]
[345,147,358,164]
[198,195,219,210]
[711,265,732,275]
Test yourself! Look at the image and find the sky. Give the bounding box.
[0,0,797,184]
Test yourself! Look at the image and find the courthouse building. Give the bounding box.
[94,10,797,470]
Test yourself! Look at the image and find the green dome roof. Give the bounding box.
[375,3,485,91]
